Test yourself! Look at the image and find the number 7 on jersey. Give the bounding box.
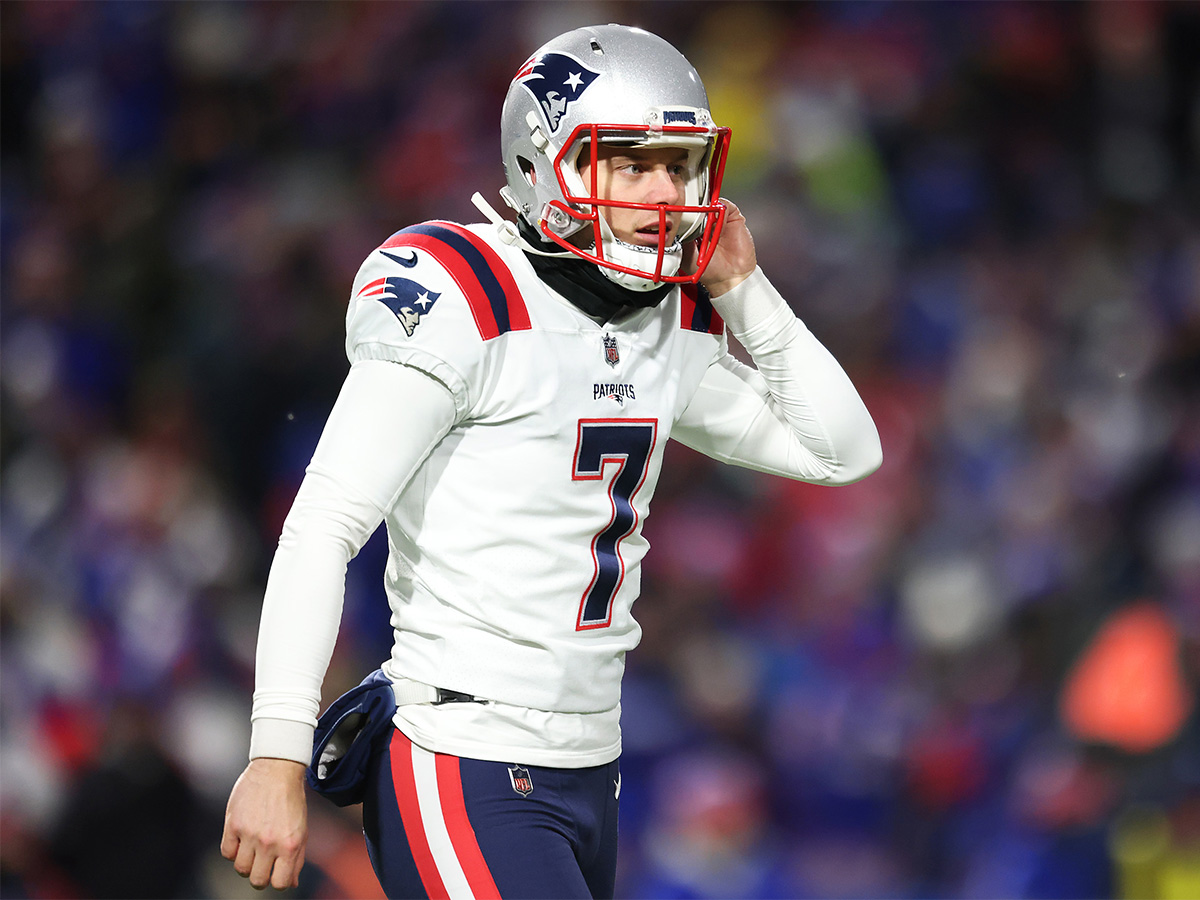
[572,418,658,630]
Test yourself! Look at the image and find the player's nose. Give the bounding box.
[644,166,683,206]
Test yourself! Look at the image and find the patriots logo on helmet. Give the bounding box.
[515,52,600,134]
[357,276,441,337]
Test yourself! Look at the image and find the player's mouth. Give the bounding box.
[633,222,675,247]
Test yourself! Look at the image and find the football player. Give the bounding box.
[222,23,882,899]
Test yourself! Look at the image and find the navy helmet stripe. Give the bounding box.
[400,224,514,335]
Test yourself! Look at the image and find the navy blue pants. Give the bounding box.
[363,729,620,899]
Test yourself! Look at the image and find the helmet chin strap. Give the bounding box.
[595,214,683,292]
[474,191,579,257]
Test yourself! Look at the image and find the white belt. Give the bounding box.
[391,676,486,706]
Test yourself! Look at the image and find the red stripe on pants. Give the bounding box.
[434,753,502,899]
[389,731,450,899]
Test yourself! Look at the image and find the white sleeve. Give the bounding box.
[248,358,456,763]
[672,268,882,485]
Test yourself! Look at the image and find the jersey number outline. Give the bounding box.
[572,418,658,630]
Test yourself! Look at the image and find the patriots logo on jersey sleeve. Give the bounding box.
[357,276,441,337]
[515,52,600,134]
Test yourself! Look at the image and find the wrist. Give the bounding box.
[707,267,798,345]
[701,268,754,298]
[250,716,315,766]
[249,757,307,779]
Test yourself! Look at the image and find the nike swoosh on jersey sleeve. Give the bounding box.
[379,249,419,267]
[379,221,531,341]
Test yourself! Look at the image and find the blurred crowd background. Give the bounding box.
[2,1,1198,898]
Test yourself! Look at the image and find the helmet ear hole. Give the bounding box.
[517,156,537,187]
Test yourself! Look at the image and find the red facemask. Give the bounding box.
[537,122,732,285]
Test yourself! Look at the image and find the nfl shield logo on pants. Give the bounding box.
[603,333,620,368]
[508,764,534,796]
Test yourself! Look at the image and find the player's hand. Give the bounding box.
[221,757,308,891]
[691,198,757,297]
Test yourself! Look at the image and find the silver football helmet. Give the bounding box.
[499,24,731,291]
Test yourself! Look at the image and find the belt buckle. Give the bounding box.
[433,687,478,705]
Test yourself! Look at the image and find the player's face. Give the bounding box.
[577,145,690,248]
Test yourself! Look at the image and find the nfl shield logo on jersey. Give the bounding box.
[603,333,620,368]
[508,765,534,796]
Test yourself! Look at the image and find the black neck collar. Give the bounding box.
[518,222,672,322]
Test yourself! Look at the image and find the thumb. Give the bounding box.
[719,198,743,223]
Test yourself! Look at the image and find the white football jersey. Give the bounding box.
[344,221,727,763]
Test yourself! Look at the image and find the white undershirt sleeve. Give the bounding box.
[673,267,883,484]
[249,358,457,763]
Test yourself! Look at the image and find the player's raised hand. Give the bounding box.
[695,198,757,297]
[221,758,309,891]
